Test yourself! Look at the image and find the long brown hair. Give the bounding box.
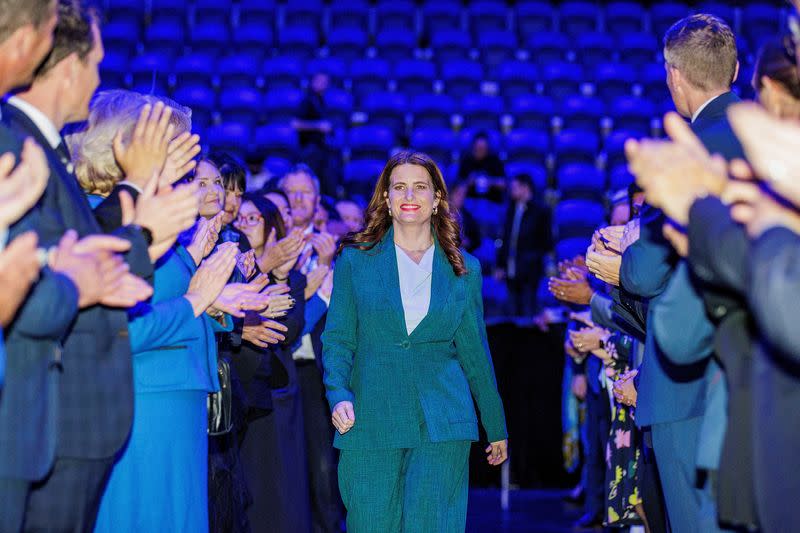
[338,151,467,276]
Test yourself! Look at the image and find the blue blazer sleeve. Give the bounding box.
[127,297,199,353]
[302,294,328,337]
[111,225,154,281]
[453,258,508,443]
[687,196,748,294]
[747,227,800,361]
[651,262,715,365]
[280,270,306,347]
[322,249,358,409]
[10,268,79,340]
[620,205,676,298]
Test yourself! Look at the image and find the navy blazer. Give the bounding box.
[0,102,153,479]
[621,92,744,429]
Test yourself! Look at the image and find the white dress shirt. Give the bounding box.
[395,244,434,336]
[6,96,61,149]
[691,93,725,124]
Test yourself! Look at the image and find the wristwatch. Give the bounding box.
[129,224,153,246]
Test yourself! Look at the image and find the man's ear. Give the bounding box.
[732,60,740,86]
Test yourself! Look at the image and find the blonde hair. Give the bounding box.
[68,89,193,196]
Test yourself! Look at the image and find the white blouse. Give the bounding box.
[395,244,435,336]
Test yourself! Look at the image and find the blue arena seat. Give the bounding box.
[305,57,348,88]
[559,95,606,134]
[284,0,323,29]
[193,0,233,26]
[422,1,463,35]
[431,30,473,64]
[477,30,518,68]
[262,57,304,91]
[469,2,509,34]
[556,163,606,201]
[150,0,188,27]
[374,29,417,63]
[410,127,458,164]
[542,62,584,100]
[375,1,416,33]
[516,2,555,38]
[218,54,261,89]
[106,0,145,27]
[505,162,548,193]
[554,200,606,240]
[440,60,484,101]
[575,32,615,68]
[555,236,592,261]
[278,25,319,59]
[219,87,263,126]
[511,94,557,131]
[330,1,370,29]
[651,2,689,39]
[172,85,216,131]
[323,88,354,130]
[604,129,642,172]
[411,94,457,129]
[460,94,505,131]
[609,165,635,192]
[639,62,670,104]
[362,92,408,136]
[458,128,503,153]
[173,53,214,89]
[232,22,274,61]
[237,0,277,28]
[527,31,570,65]
[253,124,299,161]
[130,53,172,94]
[605,2,646,35]
[262,88,304,124]
[695,2,735,27]
[559,1,600,37]
[594,62,637,102]
[263,156,293,178]
[618,32,659,67]
[349,58,391,100]
[742,3,783,50]
[505,128,551,167]
[348,126,396,160]
[344,159,386,195]
[327,27,369,62]
[102,20,140,54]
[144,20,185,57]
[206,122,253,156]
[495,60,539,101]
[394,59,437,96]
[611,96,657,137]
[99,50,129,90]
[554,129,600,168]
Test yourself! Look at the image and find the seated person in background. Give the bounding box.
[495,173,552,317]
[458,131,506,202]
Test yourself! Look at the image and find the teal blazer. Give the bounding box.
[322,228,507,450]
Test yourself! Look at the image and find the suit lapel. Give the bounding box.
[410,241,455,341]
[375,227,410,338]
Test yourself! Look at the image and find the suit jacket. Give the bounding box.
[497,200,552,282]
[94,183,141,233]
[322,228,507,450]
[687,196,758,527]
[0,102,153,476]
[746,226,800,532]
[128,245,229,394]
[621,92,744,429]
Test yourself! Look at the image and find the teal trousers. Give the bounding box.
[338,435,471,533]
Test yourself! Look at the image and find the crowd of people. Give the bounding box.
[543,10,800,533]
[0,0,799,532]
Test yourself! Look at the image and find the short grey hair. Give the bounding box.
[664,14,738,92]
[277,163,321,196]
[68,89,192,195]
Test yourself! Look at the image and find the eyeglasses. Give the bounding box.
[236,213,263,226]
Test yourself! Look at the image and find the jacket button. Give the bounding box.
[401,340,410,349]
[713,305,727,318]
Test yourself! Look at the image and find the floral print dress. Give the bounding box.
[603,333,644,527]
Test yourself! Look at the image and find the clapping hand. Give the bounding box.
[237,249,257,279]
[185,242,238,316]
[113,102,174,185]
[585,240,622,286]
[310,231,336,266]
[0,139,49,229]
[0,232,41,326]
[568,326,608,354]
[242,314,289,348]
[304,263,330,300]
[186,212,224,265]
[258,227,305,275]
[159,131,201,187]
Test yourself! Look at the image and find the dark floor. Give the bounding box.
[466,489,585,533]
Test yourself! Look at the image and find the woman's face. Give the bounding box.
[234,200,266,249]
[222,184,243,226]
[386,164,439,226]
[265,192,293,231]
[194,160,225,218]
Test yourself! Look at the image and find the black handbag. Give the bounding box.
[207,357,233,436]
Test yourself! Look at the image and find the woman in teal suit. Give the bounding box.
[322,151,508,532]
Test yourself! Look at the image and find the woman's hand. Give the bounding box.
[237,249,257,279]
[186,212,223,265]
[113,102,174,186]
[332,400,355,434]
[485,439,508,466]
[258,227,306,274]
[304,263,330,300]
[613,369,638,407]
[242,314,289,348]
[185,242,238,316]
[159,131,201,187]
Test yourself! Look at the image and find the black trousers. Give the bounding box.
[584,384,611,519]
[296,361,344,533]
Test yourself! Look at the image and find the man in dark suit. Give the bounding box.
[496,173,552,317]
[0,4,198,530]
[619,14,745,532]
